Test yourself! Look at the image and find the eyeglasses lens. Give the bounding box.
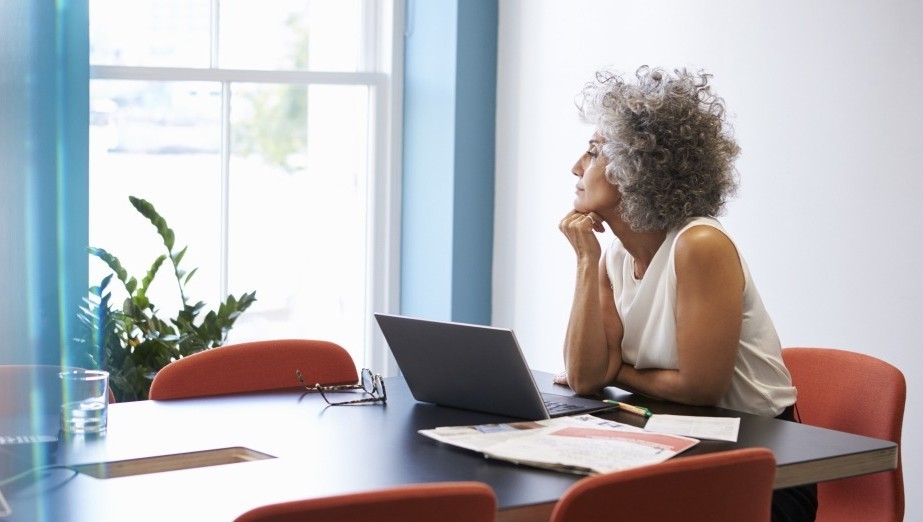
[361,369,377,395]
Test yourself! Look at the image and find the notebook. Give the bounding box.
[374,313,614,420]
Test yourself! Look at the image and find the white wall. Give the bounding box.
[494,0,922,517]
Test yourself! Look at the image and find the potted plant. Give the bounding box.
[75,196,257,401]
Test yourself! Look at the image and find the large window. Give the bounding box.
[88,0,401,371]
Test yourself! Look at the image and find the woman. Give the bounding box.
[556,66,816,522]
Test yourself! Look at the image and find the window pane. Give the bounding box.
[226,84,370,360]
[219,0,366,71]
[89,80,222,312]
[90,0,211,68]
[93,80,221,154]
[88,1,393,372]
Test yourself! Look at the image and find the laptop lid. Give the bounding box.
[373,313,610,419]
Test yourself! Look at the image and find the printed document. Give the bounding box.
[643,414,740,442]
[419,414,698,475]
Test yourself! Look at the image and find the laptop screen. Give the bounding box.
[374,314,609,419]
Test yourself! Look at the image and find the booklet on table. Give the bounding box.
[419,414,699,476]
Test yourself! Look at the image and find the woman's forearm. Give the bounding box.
[615,365,728,406]
[564,259,622,395]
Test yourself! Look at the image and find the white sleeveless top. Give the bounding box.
[605,217,796,416]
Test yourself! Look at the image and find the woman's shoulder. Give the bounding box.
[672,218,739,266]
[677,216,724,234]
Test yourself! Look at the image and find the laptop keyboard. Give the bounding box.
[0,435,57,445]
[543,400,584,415]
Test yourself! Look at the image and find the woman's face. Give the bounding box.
[572,132,621,214]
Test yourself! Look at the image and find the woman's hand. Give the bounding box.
[553,371,569,386]
[559,210,606,261]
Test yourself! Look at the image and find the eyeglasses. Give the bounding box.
[295,368,387,405]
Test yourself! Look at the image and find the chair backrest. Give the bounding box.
[233,481,497,522]
[782,347,906,522]
[148,339,358,400]
[550,448,776,522]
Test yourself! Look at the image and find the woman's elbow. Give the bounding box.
[686,392,722,407]
[568,375,605,396]
[684,381,730,406]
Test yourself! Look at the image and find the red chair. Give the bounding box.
[149,339,358,400]
[234,482,497,522]
[550,448,776,522]
[782,347,905,522]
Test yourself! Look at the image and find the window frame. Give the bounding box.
[88,1,404,374]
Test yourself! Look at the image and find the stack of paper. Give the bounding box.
[643,414,740,442]
[419,414,699,476]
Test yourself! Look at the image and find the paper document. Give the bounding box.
[419,414,699,475]
[643,414,740,442]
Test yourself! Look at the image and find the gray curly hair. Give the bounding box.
[578,66,740,231]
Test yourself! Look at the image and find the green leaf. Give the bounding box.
[173,246,188,267]
[130,196,176,252]
[88,247,130,288]
[141,255,167,294]
[97,274,113,295]
[132,294,150,310]
[183,267,198,285]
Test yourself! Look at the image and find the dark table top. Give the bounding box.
[0,372,897,522]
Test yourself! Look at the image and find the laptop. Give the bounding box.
[0,414,60,518]
[0,367,63,498]
[374,313,614,419]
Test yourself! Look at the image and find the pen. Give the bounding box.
[604,400,653,418]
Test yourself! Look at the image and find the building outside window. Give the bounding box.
[88,0,402,371]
